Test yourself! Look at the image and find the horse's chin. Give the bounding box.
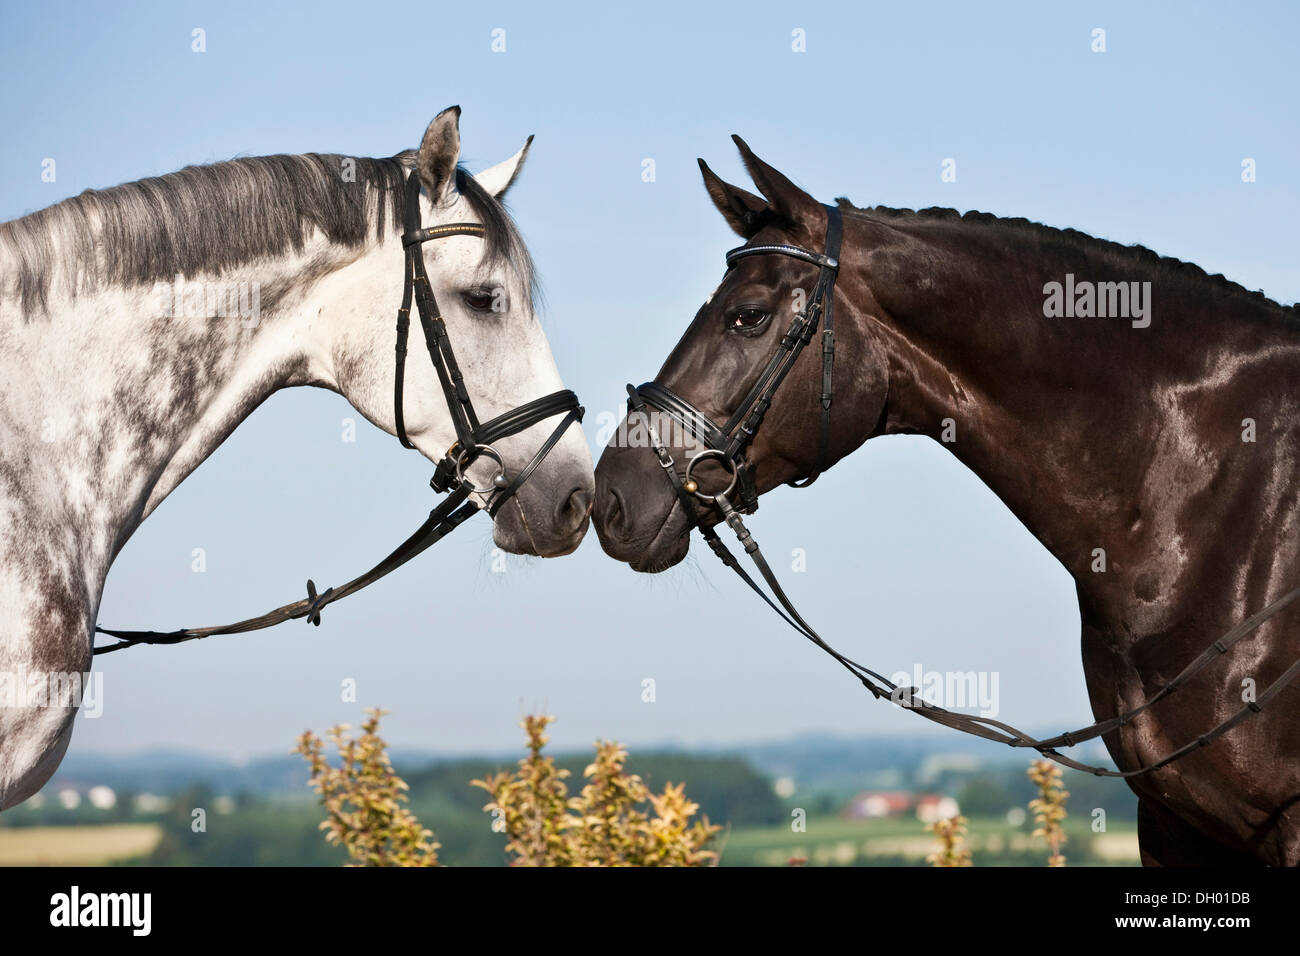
[491,499,591,558]
[595,501,693,573]
[628,541,690,573]
[494,526,586,559]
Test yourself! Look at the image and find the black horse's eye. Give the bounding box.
[727,307,770,331]
[462,287,501,314]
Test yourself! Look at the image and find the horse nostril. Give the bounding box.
[598,487,625,534]
[558,486,593,533]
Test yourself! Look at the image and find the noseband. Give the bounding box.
[624,202,1300,779]
[95,169,584,653]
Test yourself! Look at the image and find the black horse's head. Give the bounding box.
[594,137,890,572]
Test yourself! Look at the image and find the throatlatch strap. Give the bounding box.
[789,204,842,489]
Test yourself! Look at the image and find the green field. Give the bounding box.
[718,815,1140,867]
[0,814,1138,867]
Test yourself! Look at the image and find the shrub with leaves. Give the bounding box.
[1027,759,1069,867]
[926,814,972,867]
[473,714,721,866]
[295,708,440,867]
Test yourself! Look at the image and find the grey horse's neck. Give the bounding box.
[0,258,343,673]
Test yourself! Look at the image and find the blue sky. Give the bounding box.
[1,1,1296,761]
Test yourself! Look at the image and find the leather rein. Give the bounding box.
[94,169,584,655]
[626,203,1300,778]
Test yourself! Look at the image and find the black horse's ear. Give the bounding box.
[417,106,461,205]
[698,158,778,238]
[731,135,818,228]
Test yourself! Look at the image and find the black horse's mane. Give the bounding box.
[836,197,1300,316]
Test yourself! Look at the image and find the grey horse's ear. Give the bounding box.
[474,136,533,199]
[417,106,462,204]
[731,134,818,227]
[698,157,775,239]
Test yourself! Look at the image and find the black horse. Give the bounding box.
[593,136,1300,866]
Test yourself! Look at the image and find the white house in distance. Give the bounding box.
[843,791,961,822]
[914,794,961,824]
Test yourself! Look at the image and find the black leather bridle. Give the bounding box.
[625,202,1300,778]
[390,170,582,517]
[628,203,843,516]
[95,169,583,654]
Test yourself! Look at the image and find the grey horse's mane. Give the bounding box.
[0,149,535,318]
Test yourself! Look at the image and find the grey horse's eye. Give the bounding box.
[462,287,501,313]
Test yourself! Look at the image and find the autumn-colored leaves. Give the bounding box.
[928,760,1071,867]
[297,709,719,867]
[473,714,720,867]
[295,709,440,867]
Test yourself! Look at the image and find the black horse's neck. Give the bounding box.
[842,206,1300,860]
[843,206,1300,643]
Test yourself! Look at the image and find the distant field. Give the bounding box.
[0,824,163,866]
[0,815,1139,867]
[718,816,1140,867]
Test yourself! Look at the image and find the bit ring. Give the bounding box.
[683,449,738,502]
[455,444,508,495]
